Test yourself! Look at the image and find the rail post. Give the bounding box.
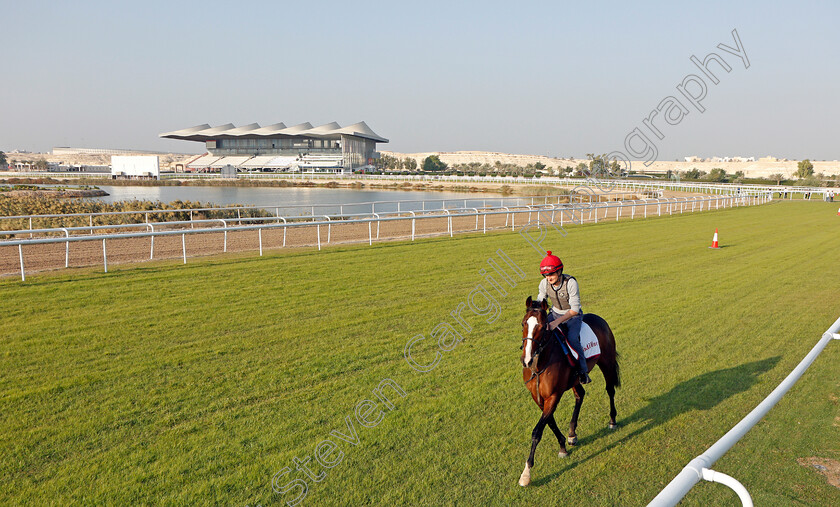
[280,218,287,247]
[18,244,25,281]
[181,234,186,264]
[102,239,108,273]
[148,224,155,259]
[219,219,227,252]
[62,228,70,267]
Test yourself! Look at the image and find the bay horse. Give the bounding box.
[518,296,620,487]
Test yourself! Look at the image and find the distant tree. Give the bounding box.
[375,154,405,170]
[799,175,821,187]
[404,158,417,171]
[769,173,785,185]
[683,168,702,180]
[34,158,49,171]
[586,153,622,178]
[0,151,6,169]
[373,155,388,170]
[707,168,727,182]
[733,171,745,179]
[534,161,546,172]
[574,162,588,176]
[422,155,447,172]
[796,159,814,179]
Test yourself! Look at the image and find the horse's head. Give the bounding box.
[521,296,549,368]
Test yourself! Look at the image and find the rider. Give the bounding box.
[537,251,591,384]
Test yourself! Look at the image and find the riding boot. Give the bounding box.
[578,367,592,384]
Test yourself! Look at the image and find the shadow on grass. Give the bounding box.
[532,355,781,486]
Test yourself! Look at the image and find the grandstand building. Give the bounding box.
[160,121,388,174]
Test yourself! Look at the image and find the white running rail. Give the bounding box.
[648,316,840,506]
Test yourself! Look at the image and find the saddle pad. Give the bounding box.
[568,322,601,360]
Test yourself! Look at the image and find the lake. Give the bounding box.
[90,185,524,214]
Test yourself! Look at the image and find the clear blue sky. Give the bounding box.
[2,0,838,160]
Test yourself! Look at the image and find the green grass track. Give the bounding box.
[1,200,839,505]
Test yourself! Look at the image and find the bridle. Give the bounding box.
[521,308,550,404]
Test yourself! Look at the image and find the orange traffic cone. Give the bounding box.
[837,207,840,216]
[709,229,720,249]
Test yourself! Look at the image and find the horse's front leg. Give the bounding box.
[567,384,586,445]
[519,394,561,487]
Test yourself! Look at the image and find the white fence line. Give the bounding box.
[0,194,582,229]
[3,169,832,195]
[1,184,762,232]
[648,316,840,506]
[0,190,669,234]
[3,194,768,281]
[165,172,829,195]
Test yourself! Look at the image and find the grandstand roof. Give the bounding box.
[160,121,388,143]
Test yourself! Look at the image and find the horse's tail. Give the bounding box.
[603,322,621,390]
[612,351,622,389]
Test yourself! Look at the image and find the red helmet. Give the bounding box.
[539,251,563,275]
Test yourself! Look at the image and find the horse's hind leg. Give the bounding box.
[606,382,617,429]
[598,359,619,429]
[567,384,585,445]
[546,414,569,457]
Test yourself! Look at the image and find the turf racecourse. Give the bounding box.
[1,201,839,506]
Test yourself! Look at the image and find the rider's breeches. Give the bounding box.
[547,313,587,372]
[565,315,587,372]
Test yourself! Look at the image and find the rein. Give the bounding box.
[522,318,552,405]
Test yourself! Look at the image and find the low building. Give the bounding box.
[111,156,160,179]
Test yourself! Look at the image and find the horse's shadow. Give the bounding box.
[532,356,781,486]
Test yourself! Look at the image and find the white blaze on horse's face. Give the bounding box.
[524,316,538,366]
